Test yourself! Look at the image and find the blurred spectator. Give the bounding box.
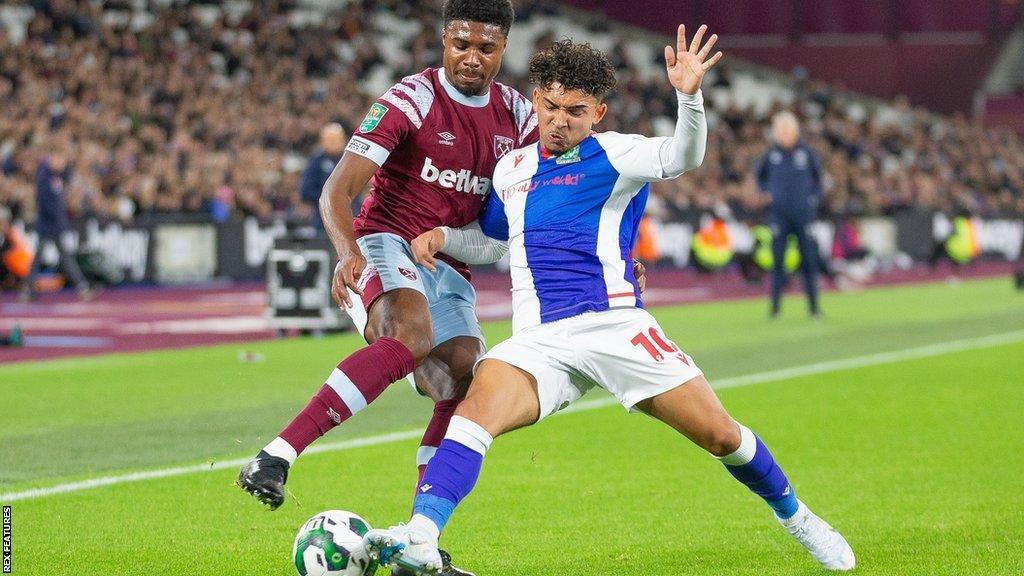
[300,123,347,230]
[24,142,93,300]
[757,111,823,318]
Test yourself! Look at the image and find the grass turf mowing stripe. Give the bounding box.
[4,327,1022,504]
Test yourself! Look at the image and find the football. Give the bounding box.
[292,510,378,576]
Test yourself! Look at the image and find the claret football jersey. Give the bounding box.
[345,68,537,278]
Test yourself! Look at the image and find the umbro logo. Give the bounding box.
[513,153,525,168]
[420,484,432,493]
[399,267,418,281]
[327,407,342,424]
[437,131,456,146]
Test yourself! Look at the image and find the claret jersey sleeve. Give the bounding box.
[344,79,425,167]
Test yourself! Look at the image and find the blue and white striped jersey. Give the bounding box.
[474,91,704,332]
[440,90,707,333]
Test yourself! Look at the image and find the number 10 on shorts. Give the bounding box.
[631,328,691,365]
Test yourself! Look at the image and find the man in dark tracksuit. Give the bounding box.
[756,111,824,318]
[300,123,347,230]
[24,150,92,300]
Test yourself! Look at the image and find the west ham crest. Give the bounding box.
[494,135,514,159]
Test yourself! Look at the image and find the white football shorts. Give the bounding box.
[478,307,703,419]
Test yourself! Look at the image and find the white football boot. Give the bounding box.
[364,523,443,576]
[779,501,856,571]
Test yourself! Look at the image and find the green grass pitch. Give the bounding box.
[2,277,1023,575]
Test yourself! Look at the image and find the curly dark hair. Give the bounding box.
[528,39,617,99]
[442,0,515,35]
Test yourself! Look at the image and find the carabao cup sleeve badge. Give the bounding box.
[359,103,389,133]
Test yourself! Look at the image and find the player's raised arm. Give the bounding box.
[320,152,377,308]
[602,24,720,182]
[659,24,720,177]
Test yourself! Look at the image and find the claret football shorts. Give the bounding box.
[345,232,485,349]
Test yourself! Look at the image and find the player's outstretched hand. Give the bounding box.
[332,245,365,309]
[411,228,445,272]
[665,24,723,95]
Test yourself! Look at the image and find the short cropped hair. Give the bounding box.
[528,39,617,99]
[442,0,515,35]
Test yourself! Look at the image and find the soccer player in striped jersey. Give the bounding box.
[365,28,855,574]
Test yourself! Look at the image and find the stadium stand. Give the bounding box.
[0,0,1021,249]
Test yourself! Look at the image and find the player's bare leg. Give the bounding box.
[362,289,436,355]
[412,335,484,483]
[450,359,541,436]
[238,288,432,509]
[637,375,855,571]
[365,360,538,575]
[634,374,739,455]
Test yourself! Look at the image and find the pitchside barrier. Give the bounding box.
[12,212,1024,286]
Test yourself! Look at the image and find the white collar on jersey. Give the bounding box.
[437,68,491,108]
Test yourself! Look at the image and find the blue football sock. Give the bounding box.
[412,416,493,532]
[719,424,800,519]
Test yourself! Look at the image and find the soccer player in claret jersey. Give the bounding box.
[365,28,855,574]
[237,1,536,574]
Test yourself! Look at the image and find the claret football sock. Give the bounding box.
[271,337,416,457]
[718,424,800,520]
[413,415,493,532]
[416,399,461,486]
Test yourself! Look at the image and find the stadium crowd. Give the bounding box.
[1,0,1023,230]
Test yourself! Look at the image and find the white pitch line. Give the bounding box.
[3,329,1023,503]
[712,328,1024,390]
[0,430,426,503]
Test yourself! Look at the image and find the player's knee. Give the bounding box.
[419,373,468,403]
[425,376,470,404]
[447,366,475,400]
[703,418,742,457]
[375,323,433,362]
[366,291,433,361]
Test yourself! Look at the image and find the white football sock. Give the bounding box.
[263,436,298,466]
